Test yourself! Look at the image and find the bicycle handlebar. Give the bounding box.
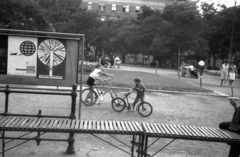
[103,77,113,82]
[227,97,240,101]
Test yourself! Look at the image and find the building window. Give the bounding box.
[87,2,92,10]
[136,6,140,13]
[123,5,129,12]
[99,3,105,11]
[112,4,116,12]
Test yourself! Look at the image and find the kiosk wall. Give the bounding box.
[0,29,84,87]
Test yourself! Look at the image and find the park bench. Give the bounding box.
[0,117,144,157]
[141,122,240,157]
[0,85,144,157]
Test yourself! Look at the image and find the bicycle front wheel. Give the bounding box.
[81,88,98,106]
[112,97,126,112]
[138,102,153,117]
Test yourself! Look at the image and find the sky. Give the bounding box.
[199,0,239,7]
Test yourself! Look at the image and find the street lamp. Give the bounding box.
[198,60,205,87]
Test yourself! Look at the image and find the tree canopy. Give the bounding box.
[1,0,240,67]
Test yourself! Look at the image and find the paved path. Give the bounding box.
[112,64,240,97]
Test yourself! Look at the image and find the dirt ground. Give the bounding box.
[0,89,235,157]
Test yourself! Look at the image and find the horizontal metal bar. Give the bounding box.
[0,132,46,155]
[0,89,71,95]
[0,86,73,92]
[0,33,81,41]
[0,129,142,136]
[0,28,84,38]
[0,113,70,119]
[145,135,240,143]
[3,137,68,142]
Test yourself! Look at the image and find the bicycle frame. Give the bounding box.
[94,79,116,99]
[122,94,141,109]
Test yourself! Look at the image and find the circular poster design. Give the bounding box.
[37,39,66,66]
[20,41,36,56]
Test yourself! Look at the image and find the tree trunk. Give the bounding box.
[177,46,181,69]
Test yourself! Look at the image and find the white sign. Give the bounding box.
[7,36,37,76]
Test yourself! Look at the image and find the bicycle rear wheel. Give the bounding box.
[81,88,98,106]
[138,102,153,117]
[112,97,126,112]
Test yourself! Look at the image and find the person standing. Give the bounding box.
[219,97,240,157]
[220,61,229,86]
[229,61,238,86]
[114,56,121,68]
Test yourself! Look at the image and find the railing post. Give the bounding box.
[70,83,77,119]
[3,85,10,116]
[66,83,77,154]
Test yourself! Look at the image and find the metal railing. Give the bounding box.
[0,84,78,154]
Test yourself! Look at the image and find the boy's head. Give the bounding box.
[134,77,141,85]
[96,64,103,69]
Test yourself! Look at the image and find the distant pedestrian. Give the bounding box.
[219,97,240,157]
[114,56,121,68]
[220,61,229,86]
[229,61,238,86]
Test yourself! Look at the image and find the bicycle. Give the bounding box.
[112,92,153,117]
[81,78,117,106]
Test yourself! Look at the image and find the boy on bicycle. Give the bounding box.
[127,77,146,112]
[85,64,113,103]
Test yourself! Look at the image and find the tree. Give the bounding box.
[90,18,134,57]
[38,0,81,23]
[152,2,208,67]
[137,5,155,22]
[201,3,240,61]
[0,0,50,31]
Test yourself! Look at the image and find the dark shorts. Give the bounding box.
[87,77,95,86]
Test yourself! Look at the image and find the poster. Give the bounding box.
[37,38,67,80]
[7,36,37,76]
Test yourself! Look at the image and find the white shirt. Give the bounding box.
[189,65,194,71]
[114,57,120,61]
[90,69,101,79]
[222,63,229,71]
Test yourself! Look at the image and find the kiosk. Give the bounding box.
[0,29,84,87]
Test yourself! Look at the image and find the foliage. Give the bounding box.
[79,62,97,74]
[154,2,208,57]
[201,2,240,60]
[1,0,240,67]
[0,0,50,31]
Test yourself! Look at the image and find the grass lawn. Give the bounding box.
[79,69,211,93]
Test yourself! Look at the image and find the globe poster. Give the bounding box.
[36,38,67,80]
[7,36,37,76]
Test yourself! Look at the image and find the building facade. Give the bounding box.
[81,0,177,20]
